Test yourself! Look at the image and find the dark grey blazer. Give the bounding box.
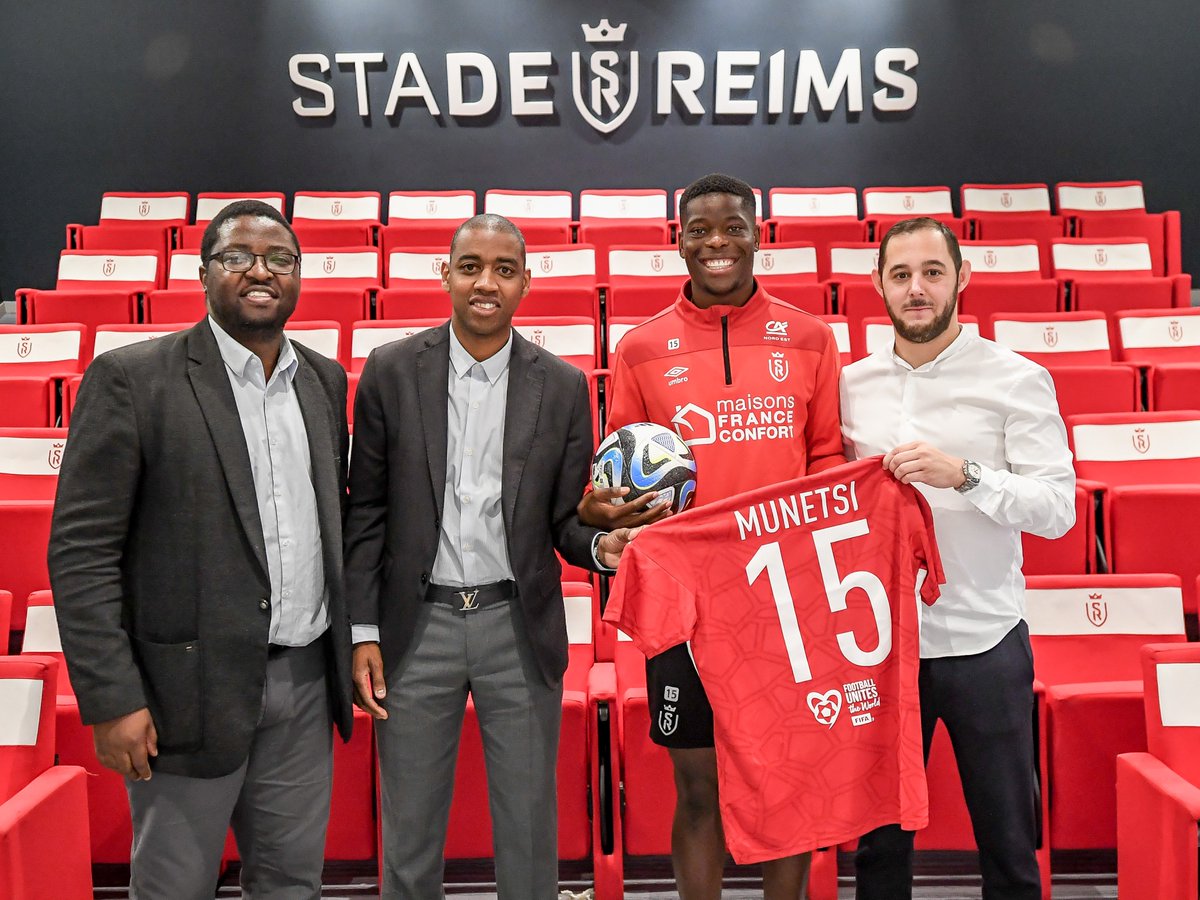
[48,319,354,778]
[343,322,602,684]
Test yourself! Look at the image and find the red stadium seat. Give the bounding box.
[67,191,189,258]
[606,246,688,319]
[298,246,381,292]
[990,311,1112,367]
[92,323,189,361]
[0,655,92,900]
[145,288,206,323]
[1151,365,1200,412]
[958,241,1060,330]
[1048,364,1139,418]
[1114,307,1200,367]
[19,593,70,697]
[381,190,476,253]
[862,186,965,240]
[165,248,204,289]
[767,187,866,279]
[605,317,644,364]
[0,324,85,378]
[1051,238,1190,326]
[825,241,884,337]
[751,242,829,314]
[379,246,451,317]
[578,190,670,280]
[817,314,852,367]
[1107,486,1200,618]
[54,247,163,292]
[1056,181,1183,276]
[291,191,381,247]
[349,319,442,373]
[0,428,66,501]
[180,192,287,248]
[1116,642,1200,899]
[283,320,343,368]
[522,244,599,319]
[512,317,596,373]
[960,184,1066,277]
[1027,575,1186,863]
[0,503,54,636]
[484,190,573,244]
[0,379,54,427]
[1022,483,1096,576]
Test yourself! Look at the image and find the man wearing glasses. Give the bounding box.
[49,199,354,898]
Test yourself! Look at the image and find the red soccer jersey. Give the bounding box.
[604,458,944,863]
[606,283,844,507]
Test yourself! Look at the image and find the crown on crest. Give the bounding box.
[582,19,627,43]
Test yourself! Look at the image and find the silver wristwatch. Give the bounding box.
[956,459,981,493]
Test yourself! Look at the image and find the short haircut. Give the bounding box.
[679,173,756,222]
[201,200,299,261]
[878,217,962,275]
[449,213,526,262]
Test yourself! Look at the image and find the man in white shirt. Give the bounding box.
[840,217,1076,900]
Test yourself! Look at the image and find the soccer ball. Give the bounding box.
[592,422,697,514]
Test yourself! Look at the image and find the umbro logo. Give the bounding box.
[664,366,688,378]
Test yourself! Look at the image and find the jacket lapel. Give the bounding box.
[293,354,342,583]
[502,332,545,534]
[417,324,451,520]
[186,321,270,584]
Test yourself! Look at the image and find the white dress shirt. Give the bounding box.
[839,327,1076,658]
[209,317,328,647]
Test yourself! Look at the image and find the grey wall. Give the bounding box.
[2,0,1196,301]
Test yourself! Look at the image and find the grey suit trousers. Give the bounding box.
[375,598,563,900]
[126,640,332,900]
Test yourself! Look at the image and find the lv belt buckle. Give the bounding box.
[457,590,480,612]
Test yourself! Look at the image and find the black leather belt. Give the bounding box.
[425,580,515,614]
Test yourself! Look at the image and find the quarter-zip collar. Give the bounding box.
[673,278,771,328]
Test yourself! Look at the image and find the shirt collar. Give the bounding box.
[672,278,772,327]
[887,322,976,373]
[207,315,298,383]
[448,323,512,384]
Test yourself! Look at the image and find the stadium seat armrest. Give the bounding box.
[588,660,617,703]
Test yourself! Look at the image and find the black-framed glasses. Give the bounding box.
[208,250,301,275]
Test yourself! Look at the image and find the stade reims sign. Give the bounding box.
[289,19,919,133]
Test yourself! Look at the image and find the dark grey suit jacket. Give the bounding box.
[48,319,354,778]
[343,323,602,684]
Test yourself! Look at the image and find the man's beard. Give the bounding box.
[887,288,958,344]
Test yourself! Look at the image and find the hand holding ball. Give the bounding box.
[592,422,697,515]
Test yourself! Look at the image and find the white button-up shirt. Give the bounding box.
[209,317,328,647]
[839,328,1076,657]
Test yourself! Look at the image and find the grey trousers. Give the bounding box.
[126,640,333,900]
[375,599,563,900]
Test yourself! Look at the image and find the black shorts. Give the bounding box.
[646,642,714,749]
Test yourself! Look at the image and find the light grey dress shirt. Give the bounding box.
[352,326,515,645]
[209,317,328,647]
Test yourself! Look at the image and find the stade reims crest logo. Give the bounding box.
[426,199,438,215]
[138,200,150,217]
[768,351,789,383]
[323,256,336,274]
[807,689,842,728]
[48,442,64,469]
[431,256,446,275]
[902,195,915,211]
[810,196,821,212]
[1132,428,1150,454]
[1086,593,1108,627]
[1095,190,1108,207]
[1000,192,1013,208]
[102,258,116,277]
[539,255,554,273]
[531,329,547,347]
[330,200,343,217]
[1042,326,1058,348]
[1095,248,1108,266]
[1169,320,1184,342]
[17,336,33,358]
[651,253,665,272]
[760,252,775,271]
[983,250,998,268]
[573,20,638,134]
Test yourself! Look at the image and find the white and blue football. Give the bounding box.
[592,422,697,514]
